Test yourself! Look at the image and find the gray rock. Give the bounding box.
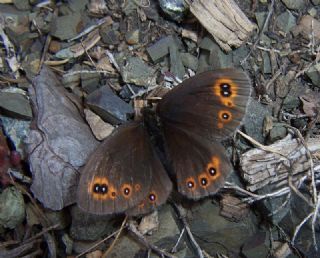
[169,44,185,79]
[107,234,142,257]
[70,205,116,241]
[86,86,134,124]
[268,125,287,143]
[81,72,101,94]
[281,0,305,10]
[147,36,183,63]
[0,187,25,229]
[279,192,320,257]
[209,48,232,69]
[306,63,320,87]
[100,29,120,45]
[276,10,297,34]
[180,52,198,71]
[283,80,306,110]
[311,0,320,4]
[50,13,82,40]
[13,0,31,10]
[125,29,140,45]
[189,200,258,256]
[262,51,272,74]
[232,45,250,66]
[199,36,216,52]
[0,90,32,120]
[0,116,30,159]
[243,99,270,144]
[148,205,180,244]
[120,56,156,86]
[45,209,70,230]
[255,12,268,30]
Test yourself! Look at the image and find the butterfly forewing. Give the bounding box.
[158,68,251,140]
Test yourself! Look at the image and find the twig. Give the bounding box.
[102,216,127,258]
[75,228,124,258]
[38,33,51,74]
[68,16,112,42]
[241,0,275,64]
[171,228,185,253]
[172,204,204,258]
[127,220,176,258]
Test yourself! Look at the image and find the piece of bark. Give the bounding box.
[26,66,98,210]
[187,0,256,52]
[219,194,250,222]
[240,135,320,192]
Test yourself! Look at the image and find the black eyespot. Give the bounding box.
[187,181,195,189]
[124,187,130,195]
[209,167,216,176]
[93,184,100,193]
[149,193,156,201]
[222,112,230,120]
[220,83,231,97]
[201,178,208,186]
[100,184,108,194]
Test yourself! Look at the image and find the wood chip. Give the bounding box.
[187,0,256,52]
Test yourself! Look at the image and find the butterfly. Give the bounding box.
[77,68,251,216]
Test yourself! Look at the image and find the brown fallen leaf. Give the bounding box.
[26,66,98,210]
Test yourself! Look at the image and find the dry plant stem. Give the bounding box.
[291,212,314,245]
[241,0,275,64]
[12,181,58,257]
[236,130,286,158]
[102,216,128,258]
[38,34,51,74]
[105,50,120,72]
[284,125,317,205]
[63,70,113,77]
[171,228,185,253]
[127,220,176,258]
[172,204,204,258]
[22,224,60,245]
[68,16,112,42]
[75,228,123,258]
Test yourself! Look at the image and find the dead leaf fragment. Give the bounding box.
[26,66,98,210]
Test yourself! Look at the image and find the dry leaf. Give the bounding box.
[26,66,98,210]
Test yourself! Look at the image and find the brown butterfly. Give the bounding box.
[77,68,251,216]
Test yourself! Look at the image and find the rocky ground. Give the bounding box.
[0,0,320,257]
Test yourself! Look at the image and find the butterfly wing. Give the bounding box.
[126,155,172,216]
[157,69,251,199]
[158,68,251,140]
[77,122,167,215]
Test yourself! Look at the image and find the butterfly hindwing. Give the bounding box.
[77,122,166,215]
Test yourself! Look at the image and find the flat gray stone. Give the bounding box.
[86,86,134,124]
[282,0,305,10]
[243,98,270,144]
[169,44,185,79]
[120,57,156,86]
[0,187,25,229]
[0,91,32,120]
[50,13,82,40]
[180,52,198,71]
[147,36,183,63]
[276,10,296,34]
